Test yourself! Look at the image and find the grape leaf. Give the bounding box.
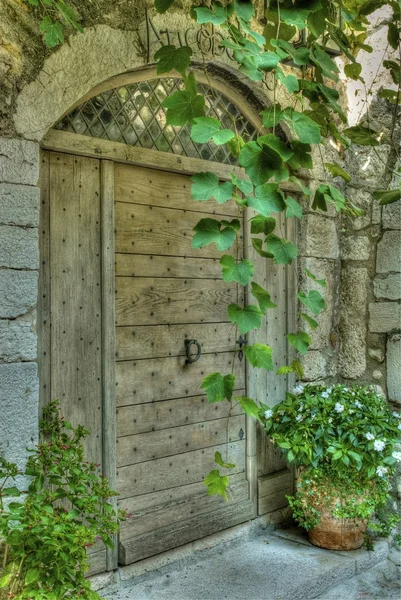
[251,282,277,313]
[265,234,298,265]
[287,331,312,354]
[310,45,339,81]
[277,71,300,93]
[372,189,401,205]
[249,215,276,235]
[279,0,322,29]
[344,62,362,81]
[281,109,322,144]
[243,344,274,370]
[249,183,286,215]
[261,105,283,128]
[300,312,319,329]
[388,22,399,50]
[204,469,230,500]
[236,396,262,419]
[342,125,380,146]
[191,172,234,203]
[324,162,352,182]
[297,290,326,315]
[231,173,253,196]
[192,218,240,251]
[220,255,254,286]
[304,268,326,287]
[40,17,64,47]
[227,304,262,334]
[191,117,234,145]
[154,45,192,76]
[257,134,294,161]
[214,451,236,469]
[162,88,205,126]
[287,141,313,169]
[239,141,288,185]
[251,238,274,258]
[234,0,254,22]
[284,196,303,219]
[194,4,228,25]
[200,372,235,403]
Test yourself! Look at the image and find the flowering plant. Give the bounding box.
[262,384,401,543]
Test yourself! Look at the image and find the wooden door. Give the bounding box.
[114,163,255,565]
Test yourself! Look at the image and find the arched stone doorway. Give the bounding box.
[38,67,296,573]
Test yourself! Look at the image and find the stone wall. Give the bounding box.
[0,137,40,473]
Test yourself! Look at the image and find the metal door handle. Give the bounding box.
[185,339,202,364]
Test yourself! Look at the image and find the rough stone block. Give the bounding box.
[0,269,38,318]
[387,334,401,404]
[346,144,391,189]
[369,302,401,332]
[0,137,39,185]
[0,183,40,227]
[376,231,401,273]
[298,257,337,350]
[368,347,384,362]
[382,199,401,230]
[299,215,339,259]
[0,314,37,362]
[340,236,370,261]
[0,362,39,473]
[301,351,327,381]
[0,225,39,269]
[341,266,369,313]
[374,274,401,300]
[339,317,367,378]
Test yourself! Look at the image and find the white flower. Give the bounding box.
[393,411,401,419]
[373,439,386,451]
[264,409,273,419]
[343,387,349,392]
[334,403,344,413]
[355,400,363,408]
[365,432,375,440]
[392,451,401,462]
[376,466,388,478]
[328,417,333,424]
[296,414,303,422]
[398,423,401,431]
[293,385,304,395]
[349,409,354,414]
[321,391,330,399]
[299,403,304,411]
[351,391,355,396]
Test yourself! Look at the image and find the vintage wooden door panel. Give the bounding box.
[114,163,254,565]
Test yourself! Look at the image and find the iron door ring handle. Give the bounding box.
[185,339,202,364]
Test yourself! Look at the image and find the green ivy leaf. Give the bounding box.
[191,172,234,203]
[291,358,304,379]
[231,173,253,196]
[257,134,294,162]
[318,83,347,122]
[287,331,312,354]
[281,109,322,144]
[40,17,64,47]
[249,215,276,235]
[287,141,313,169]
[234,0,254,22]
[272,39,310,64]
[227,304,262,334]
[191,117,234,145]
[289,176,312,197]
[239,141,288,185]
[284,196,303,219]
[265,234,298,265]
[25,568,40,586]
[378,89,401,104]
[204,469,229,500]
[277,71,300,93]
[236,396,262,419]
[56,1,83,31]
[280,0,322,29]
[249,183,286,215]
[0,573,11,589]
[192,218,240,251]
[220,255,254,286]
[251,282,277,313]
[300,312,318,329]
[154,45,192,76]
[344,62,362,81]
[251,238,274,258]
[387,22,399,50]
[312,183,346,212]
[194,4,228,25]
[372,189,401,205]
[261,105,283,128]
[297,290,326,315]
[304,268,326,287]
[2,486,20,497]
[200,372,235,403]
[324,162,352,182]
[227,135,245,158]
[342,125,380,146]
[155,0,175,13]
[162,84,205,126]
[310,45,339,81]
[214,450,236,469]
[243,344,274,370]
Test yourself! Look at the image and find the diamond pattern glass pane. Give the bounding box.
[56,78,257,165]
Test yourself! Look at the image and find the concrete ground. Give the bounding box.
[100,526,401,600]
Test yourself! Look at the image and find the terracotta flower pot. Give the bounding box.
[308,510,367,551]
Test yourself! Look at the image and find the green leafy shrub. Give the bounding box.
[0,401,126,599]
[263,384,401,542]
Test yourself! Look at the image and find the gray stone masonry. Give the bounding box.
[374,274,401,300]
[0,225,39,269]
[0,183,40,227]
[382,199,401,230]
[369,303,401,333]
[0,138,39,185]
[339,267,368,378]
[299,214,339,259]
[340,236,370,261]
[377,231,401,274]
[387,334,401,404]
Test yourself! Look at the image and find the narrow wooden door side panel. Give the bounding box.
[115,277,243,326]
[117,392,245,436]
[115,202,243,259]
[115,163,238,216]
[116,322,238,361]
[115,352,245,406]
[119,499,256,565]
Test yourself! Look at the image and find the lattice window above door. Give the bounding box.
[55,78,258,165]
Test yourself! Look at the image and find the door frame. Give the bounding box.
[41,121,298,568]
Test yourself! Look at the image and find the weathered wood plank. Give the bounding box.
[120,479,249,539]
[49,153,102,469]
[117,414,246,467]
[116,322,238,361]
[115,253,223,279]
[117,441,246,498]
[115,201,243,259]
[119,499,256,564]
[86,550,107,577]
[116,352,245,406]
[117,391,245,436]
[258,469,293,498]
[115,277,242,326]
[115,163,238,216]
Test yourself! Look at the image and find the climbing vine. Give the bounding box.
[24,0,401,500]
